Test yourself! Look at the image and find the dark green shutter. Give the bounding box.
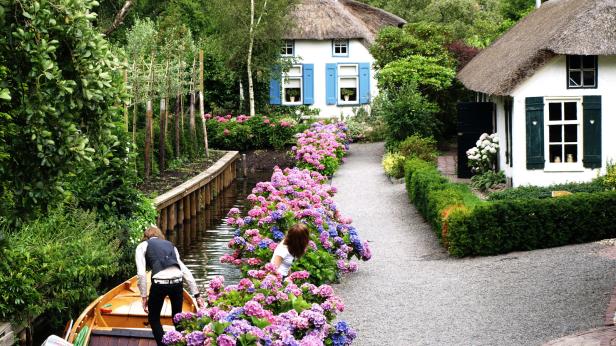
[583,95,602,168]
[526,97,545,169]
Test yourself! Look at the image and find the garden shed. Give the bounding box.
[269,0,405,117]
[457,0,616,186]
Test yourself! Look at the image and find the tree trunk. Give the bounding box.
[247,0,256,117]
[104,1,134,36]
[159,98,166,172]
[174,94,181,157]
[144,100,153,179]
[189,91,196,150]
[199,50,209,157]
[239,79,245,113]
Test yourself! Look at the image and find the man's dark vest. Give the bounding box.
[145,238,180,276]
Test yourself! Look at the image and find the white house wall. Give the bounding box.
[497,55,616,187]
[293,39,377,118]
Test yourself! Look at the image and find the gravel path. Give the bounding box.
[331,142,616,346]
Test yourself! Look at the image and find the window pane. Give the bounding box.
[569,56,581,69]
[340,88,357,101]
[564,124,577,142]
[339,77,357,88]
[549,125,562,142]
[564,144,577,162]
[549,103,562,121]
[288,66,302,76]
[583,70,596,87]
[582,56,596,68]
[339,65,357,75]
[284,78,301,88]
[549,145,563,163]
[564,102,577,120]
[284,88,301,102]
[569,71,582,87]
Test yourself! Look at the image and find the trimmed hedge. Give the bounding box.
[404,158,482,239]
[447,192,616,256]
[404,158,616,257]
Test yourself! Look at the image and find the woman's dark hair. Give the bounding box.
[284,223,310,258]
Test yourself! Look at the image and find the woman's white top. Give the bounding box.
[271,242,294,276]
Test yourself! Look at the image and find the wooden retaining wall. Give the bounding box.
[154,151,239,246]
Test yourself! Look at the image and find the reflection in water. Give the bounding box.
[177,170,272,290]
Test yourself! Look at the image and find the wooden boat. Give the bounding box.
[65,275,196,346]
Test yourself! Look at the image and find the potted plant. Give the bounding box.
[341,88,355,102]
[286,88,300,103]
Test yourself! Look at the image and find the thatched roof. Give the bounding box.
[283,0,405,45]
[458,0,616,96]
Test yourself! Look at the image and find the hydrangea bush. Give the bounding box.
[163,122,367,345]
[291,123,350,177]
[466,133,499,174]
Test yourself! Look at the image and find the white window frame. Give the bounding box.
[337,64,358,105]
[281,40,294,57]
[333,39,349,57]
[567,55,597,89]
[282,64,302,106]
[543,97,584,172]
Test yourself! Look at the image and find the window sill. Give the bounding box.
[282,102,303,106]
[543,164,585,172]
[337,102,360,106]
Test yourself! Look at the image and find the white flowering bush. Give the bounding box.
[466,133,499,174]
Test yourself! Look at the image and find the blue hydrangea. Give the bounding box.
[244,216,253,225]
[336,321,349,333]
[258,239,270,249]
[233,236,246,246]
[272,226,284,241]
[331,333,347,346]
[234,228,241,236]
[224,307,245,322]
[271,210,283,221]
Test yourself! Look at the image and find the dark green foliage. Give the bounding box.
[0,0,127,220]
[0,207,119,326]
[373,84,441,144]
[488,181,606,201]
[447,192,616,257]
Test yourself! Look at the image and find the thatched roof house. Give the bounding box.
[458,0,616,96]
[283,0,406,46]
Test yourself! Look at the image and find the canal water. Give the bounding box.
[176,169,272,289]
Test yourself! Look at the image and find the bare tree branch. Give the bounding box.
[104,0,133,36]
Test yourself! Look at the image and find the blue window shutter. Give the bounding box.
[269,66,281,105]
[303,64,314,105]
[326,63,337,105]
[359,63,371,104]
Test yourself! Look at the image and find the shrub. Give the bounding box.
[397,134,438,163]
[403,158,482,238]
[466,133,499,174]
[471,171,506,192]
[488,180,605,201]
[345,108,387,143]
[447,192,616,256]
[382,152,406,179]
[372,84,441,144]
[604,161,616,190]
[0,207,119,327]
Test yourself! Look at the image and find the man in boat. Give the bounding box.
[135,226,205,346]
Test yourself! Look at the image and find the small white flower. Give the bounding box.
[480,133,488,140]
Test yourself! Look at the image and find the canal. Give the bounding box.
[176,169,272,287]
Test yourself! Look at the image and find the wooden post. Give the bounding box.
[160,207,168,234]
[144,100,153,179]
[159,98,167,172]
[168,203,176,239]
[175,94,181,158]
[199,50,209,157]
[242,153,247,177]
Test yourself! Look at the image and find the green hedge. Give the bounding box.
[447,192,616,256]
[404,158,482,238]
[403,157,616,257]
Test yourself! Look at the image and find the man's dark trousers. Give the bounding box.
[148,282,183,346]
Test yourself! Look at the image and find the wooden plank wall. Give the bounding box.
[154,151,239,247]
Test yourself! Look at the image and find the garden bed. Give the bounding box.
[138,150,227,196]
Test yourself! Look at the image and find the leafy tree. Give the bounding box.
[377,56,456,94]
[207,0,296,116]
[0,0,127,219]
